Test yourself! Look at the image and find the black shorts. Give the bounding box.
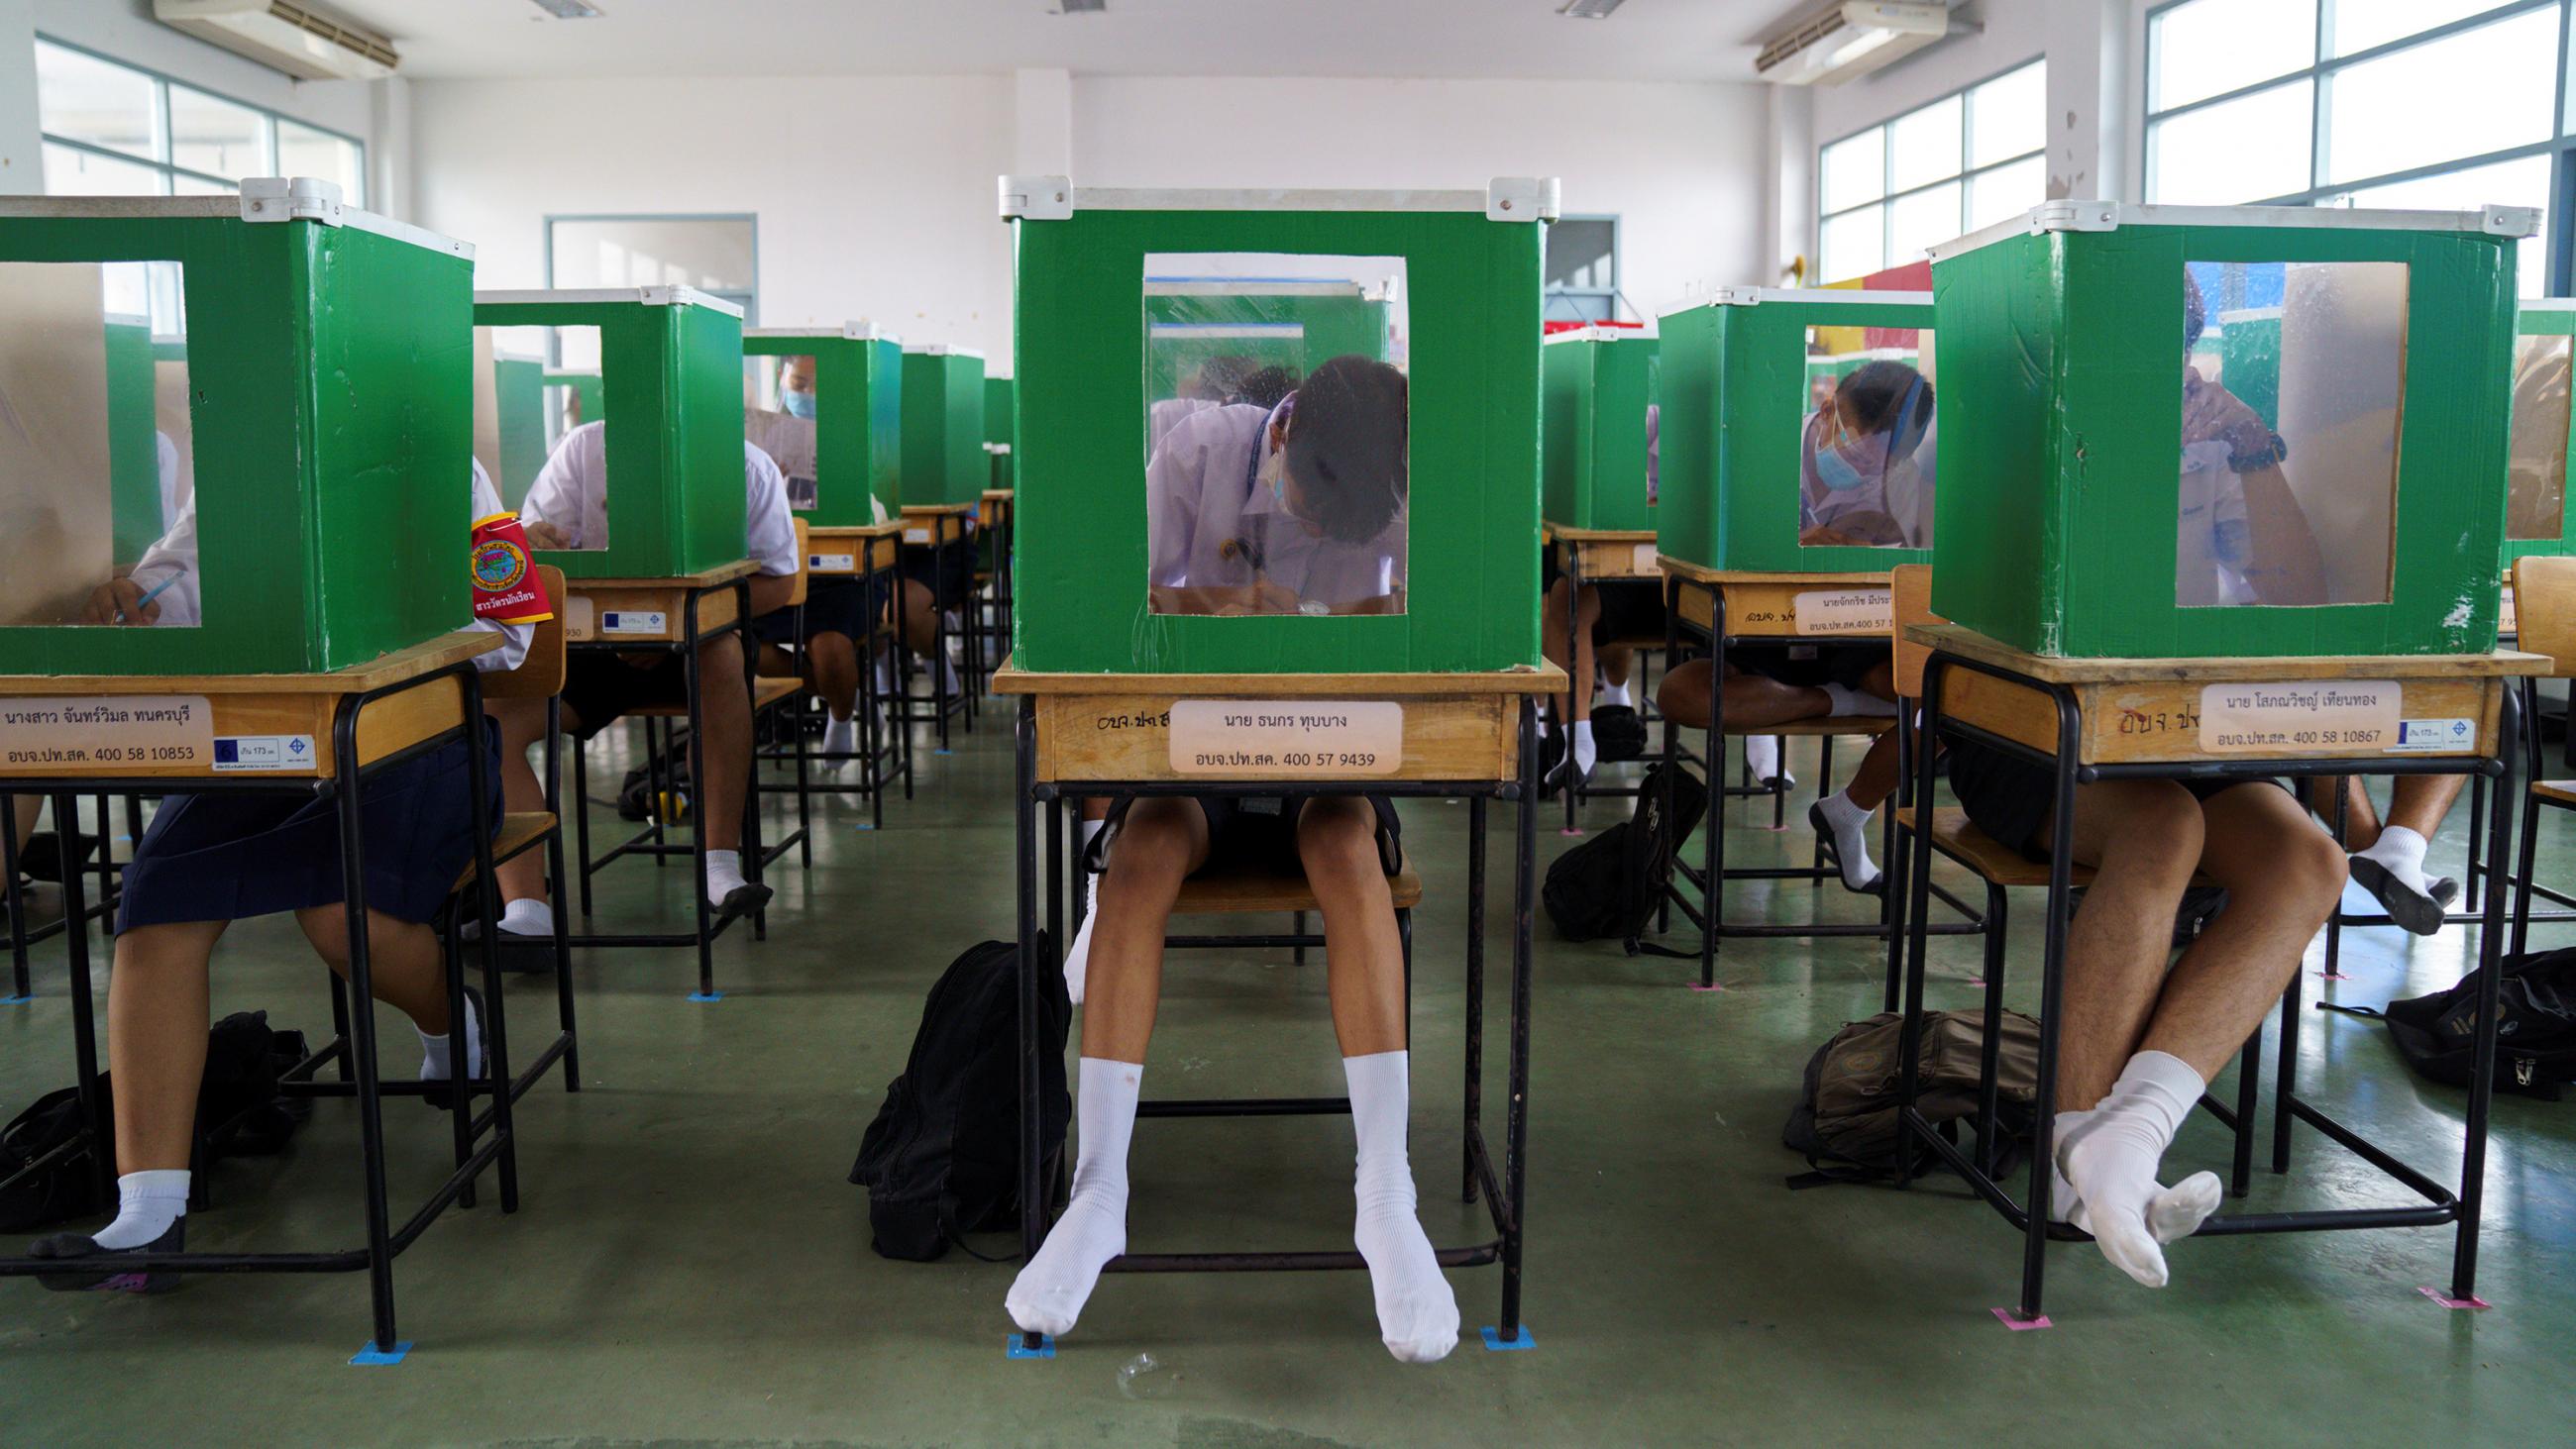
[901,534,979,606]
[1091,794,1404,880]
[753,575,879,649]
[1592,581,1668,649]
[1946,738,2286,861]
[1728,641,1885,691]
[560,653,690,738]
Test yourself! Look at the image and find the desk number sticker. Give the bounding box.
[601,610,669,637]
[212,735,314,772]
[1632,544,1660,574]
[2392,718,2476,754]
[1,695,213,772]
[810,552,856,572]
[2198,680,2400,754]
[1168,700,1403,777]
[903,528,930,544]
[562,595,596,641]
[1792,588,1892,636]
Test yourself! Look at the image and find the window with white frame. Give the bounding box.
[1816,60,2046,283]
[35,39,367,205]
[2144,0,2572,296]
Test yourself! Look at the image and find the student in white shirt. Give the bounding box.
[487,424,801,931]
[744,355,888,766]
[34,462,538,1291]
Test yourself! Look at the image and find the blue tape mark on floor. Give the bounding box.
[349,1340,412,1366]
[935,749,954,756]
[1006,1333,1056,1360]
[1,994,32,1006]
[1481,1325,1536,1352]
[686,990,725,1003]
[853,823,876,831]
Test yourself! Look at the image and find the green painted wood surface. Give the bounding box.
[1929,220,2518,658]
[1142,289,1388,399]
[2504,305,2576,565]
[1013,204,1541,674]
[493,356,547,510]
[104,316,161,565]
[901,351,987,509]
[1541,333,1658,533]
[986,373,1016,492]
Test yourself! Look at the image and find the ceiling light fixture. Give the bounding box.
[1054,0,1108,14]
[1558,0,1626,17]
[528,0,605,18]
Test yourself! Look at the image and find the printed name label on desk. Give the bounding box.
[2501,585,2518,636]
[0,695,213,772]
[903,528,930,544]
[212,734,315,772]
[1793,588,1893,636]
[810,552,856,572]
[600,610,669,637]
[1168,700,1404,776]
[2198,680,2401,753]
[563,595,596,641]
[1632,544,1660,574]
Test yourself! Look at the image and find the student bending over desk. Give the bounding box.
[29,463,544,1291]
[747,354,888,768]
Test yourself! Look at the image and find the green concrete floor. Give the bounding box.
[3,716,2572,1447]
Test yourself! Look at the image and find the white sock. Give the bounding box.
[1814,788,1879,891]
[2055,1051,2224,1288]
[1344,1051,1457,1363]
[1008,1057,1139,1337]
[2355,825,2431,891]
[1821,681,1897,718]
[705,848,750,907]
[822,712,857,765]
[1063,872,1101,1005]
[92,1170,189,1250]
[1599,678,1632,709]
[498,897,553,937]
[417,991,483,1082]
[1744,735,1786,785]
[1569,720,1597,776]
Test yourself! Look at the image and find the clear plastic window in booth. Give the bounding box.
[2507,332,2571,544]
[744,353,820,510]
[1798,324,1936,550]
[474,322,608,550]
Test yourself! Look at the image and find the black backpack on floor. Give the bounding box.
[1590,704,1650,764]
[851,936,1071,1261]
[1544,762,1707,950]
[2321,947,2576,1098]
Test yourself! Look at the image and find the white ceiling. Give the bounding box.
[314,0,1820,83]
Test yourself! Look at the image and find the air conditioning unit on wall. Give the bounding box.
[1757,2,1960,86]
[154,0,400,82]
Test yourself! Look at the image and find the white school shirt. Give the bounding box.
[520,421,801,577]
[1148,396,1216,460]
[156,432,181,532]
[2176,441,2256,606]
[1145,399,1404,610]
[745,406,818,509]
[127,461,535,672]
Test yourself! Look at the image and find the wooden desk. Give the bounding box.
[895,506,977,749]
[1544,522,1660,582]
[0,630,525,1356]
[992,656,1559,1353]
[558,559,757,645]
[979,488,1014,534]
[752,520,910,829]
[1899,623,2533,1327]
[1661,561,1893,641]
[802,520,904,578]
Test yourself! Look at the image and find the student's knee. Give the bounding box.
[1296,796,1382,884]
[292,905,351,966]
[697,634,747,685]
[2233,802,2348,905]
[1104,800,1199,885]
[2098,781,2205,879]
[1657,660,1710,728]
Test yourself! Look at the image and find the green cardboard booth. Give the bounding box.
[1925,201,2535,659]
[743,324,903,527]
[900,345,987,510]
[1002,174,1555,675]
[473,286,749,581]
[2505,299,2576,565]
[0,182,476,675]
[986,373,1017,493]
[1656,286,1937,574]
[1541,325,1660,534]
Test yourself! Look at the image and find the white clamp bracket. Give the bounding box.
[1001,174,1074,221]
[1488,177,1561,223]
[240,176,345,227]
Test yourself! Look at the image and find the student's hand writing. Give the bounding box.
[80,578,158,626]
[523,519,571,551]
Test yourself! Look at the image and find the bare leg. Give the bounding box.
[106,921,229,1173]
[2138,784,2344,1079]
[1301,798,1407,1056]
[808,629,861,722]
[485,695,565,907]
[294,906,457,1038]
[1540,578,1601,725]
[884,579,941,658]
[694,634,752,857]
[2033,778,2205,1112]
[1656,658,1831,733]
[1601,644,1636,692]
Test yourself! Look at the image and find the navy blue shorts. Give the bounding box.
[1091,794,1403,879]
[754,575,879,648]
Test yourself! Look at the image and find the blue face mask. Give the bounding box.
[782,388,816,420]
[1812,446,1868,492]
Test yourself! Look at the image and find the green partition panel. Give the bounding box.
[1927,203,2526,658]
[2505,300,2576,563]
[549,370,604,428]
[492,355,547,510]
[1658,288,1936,574]
[986,372,1017,492]
[1142,280,1392,401]
[1541,327,1659,532]
[901,347,987,508]
[103,314,162,564]
[1008,179,1549,675]
[745,325,896,527]
[0,190,475,675]
[2214,307,2282,432]
[474,288,747,579]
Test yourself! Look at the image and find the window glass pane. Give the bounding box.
[1142,254,1407,617]
[2322,8,2557,185]
[744,354,820,510]
[1800,325,1937,551]
[501,326,609,551]
[1888,95,1963,193]
[167,86,268,182]
[2508,333,2572,542]
[276,121,364,207]
[2148,80,2314,203]
[1966,155,2048,232]
[2151,0,2317,111]
[43,142,166,198]
[2329,0,2516,57]
[1546,218,1618,292]
[1819,204,1885,283]
[2327,153,2552,296]
[1967,61,2045,167]
[2177,260,2406,608]
[35,42,160,162]
[1887,181,1964,265]
[0,260,200,627]
[1821,129,1885,213]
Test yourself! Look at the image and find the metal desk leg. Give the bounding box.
[1498,696,1538,1341]
[1462,794,1487,1204]
[2450,685,2522,1303]
[1013,701,1046,1356]
[328,703,402,1357]
[683,594,717,1000]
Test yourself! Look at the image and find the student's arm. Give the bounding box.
[2187,378,2323,605]
[84,495,199,626]
[519,429,589,550]
[742,444,802,618]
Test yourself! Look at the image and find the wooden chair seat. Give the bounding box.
[2533,779,2576,808]
[751,676,804,710]
[1895,806,2215,890]
[1725,714,1894,739]
[1174,861,1426,915]
[450,812,560,894]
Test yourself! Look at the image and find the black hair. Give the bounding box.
[1230,364,1299,411]
[1836,360,1934,465]
[1284,354,1408,544]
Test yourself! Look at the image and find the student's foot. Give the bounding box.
[703,850,772,919]
[713,881,774,920]
[419,987,487,1110]
[821,714,858,769]
[1355,1202,1459,1363]
[1820,682,1897,719]
[460,898,556,956]
[1808,795,1883,894]
[2049,1114,2219,1244]
[1598,678,1633,709]
[31,1216,185,1294]
[1062,873,1100,1005]
[2349,854,2454,936]
[2055,1053,2217,1288]
[1005,1191,1127,1338]
[16,830,98,884]
[1744,736,1792,789]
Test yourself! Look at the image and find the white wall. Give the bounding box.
[408,71,1768,372]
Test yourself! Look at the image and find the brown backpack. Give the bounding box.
[1782,1009,2041,1185]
